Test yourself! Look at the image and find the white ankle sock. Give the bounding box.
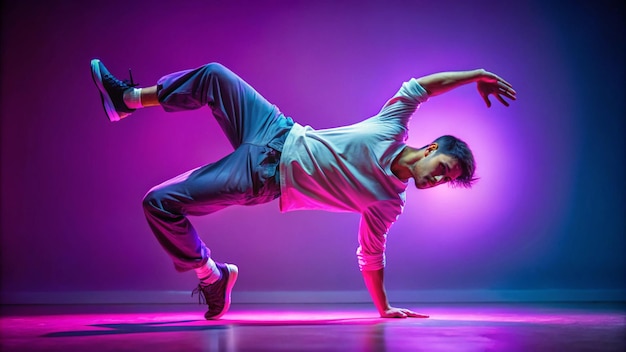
[123,88,143,109]
[195,258,221,285]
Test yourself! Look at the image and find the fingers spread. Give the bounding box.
[501,90,517,101]
[498,79,514,89]
[496,94,510,107]
[483,95,492,108]
[499,86,517,100]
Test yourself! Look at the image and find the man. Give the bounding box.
[91,59,516,319]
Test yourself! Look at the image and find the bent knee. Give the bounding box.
[142,188,175,213]
[202,62,233,80]
[142,189,159,210]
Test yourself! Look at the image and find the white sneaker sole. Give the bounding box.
[90,59,122,122]
[209,263,238,320]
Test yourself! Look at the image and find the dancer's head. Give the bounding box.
[412,135,477,189]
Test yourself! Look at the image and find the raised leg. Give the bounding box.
[156,62,286,149]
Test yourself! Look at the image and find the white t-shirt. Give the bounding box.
[278,79,429,271]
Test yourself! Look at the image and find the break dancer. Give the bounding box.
[91,59,516,319]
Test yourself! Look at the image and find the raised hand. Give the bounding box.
[477,70,517,107]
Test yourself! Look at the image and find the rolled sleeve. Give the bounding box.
[356,203,402,271]
[377,79,429,126]
[398,78,430,105]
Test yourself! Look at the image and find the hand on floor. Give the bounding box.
[381,307,430,318]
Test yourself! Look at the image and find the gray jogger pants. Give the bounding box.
[142,63,293,272]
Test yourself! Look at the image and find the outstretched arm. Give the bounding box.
[362,268,429,318]
[417,69,516,107]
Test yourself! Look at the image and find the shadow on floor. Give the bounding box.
[42,317,391,337]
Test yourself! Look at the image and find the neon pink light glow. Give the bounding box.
[1,305,623,351]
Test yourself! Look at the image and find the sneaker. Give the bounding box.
[90,59,136,122]
[191,262,239,320]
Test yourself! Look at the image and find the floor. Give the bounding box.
[0,303,624,351]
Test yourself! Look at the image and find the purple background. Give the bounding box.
[1,0,624,301]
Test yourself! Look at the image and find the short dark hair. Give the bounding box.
[429,135,477,188]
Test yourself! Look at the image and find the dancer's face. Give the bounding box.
[411,150,462,189]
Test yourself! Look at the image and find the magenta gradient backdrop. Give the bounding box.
[1,1,624,301]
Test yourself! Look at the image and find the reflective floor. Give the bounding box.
[1,303,624,351]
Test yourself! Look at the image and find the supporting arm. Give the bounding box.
[361,268,429,318]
